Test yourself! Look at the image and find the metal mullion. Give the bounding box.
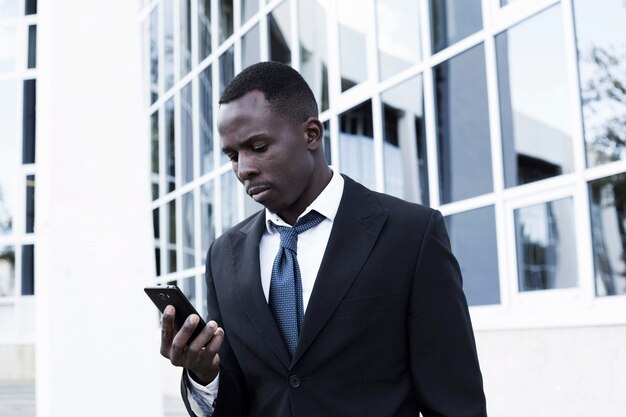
[258,0,269,60]
[584,160,626,183]
[371,93,385,193]
[159,0,166,98]
[158,102,167,276]
[437,193,497,218]
[490,0,559,35]
[329,114,340,172]
[325,0,340,112]
[190,0,199,67]
[288,0,298,69]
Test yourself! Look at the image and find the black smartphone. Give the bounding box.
[144,285,206,341]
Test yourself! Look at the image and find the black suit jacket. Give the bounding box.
[183,175,487,417]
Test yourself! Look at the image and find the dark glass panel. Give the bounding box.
[165,98,176,192]
[242,24,260,69]
[376,0,421,80]
[25,0,36,15]
[589,173,626,296]
[339,100,375,190]
[25,175,34,233]
[168,199,177,273]
[199,66,214,174]
[268,0,291,65]
[337,0,369,91]
[180,0,192,77]
[181,82,194,184]
[445,206,500,306]
[21,245,34,295]
[219,47,234,165]
[23,79,36,164]
[27,25,36,69]
[151,111,159,200]
[150,6,159,104]
[155,247,161,276]
[182,192,195,269]
[322,120,331,165]
[430,0,482,53]
[435,44,492,203]
[381,75,428,205]
[164,0,175,91]
[219,0,234,43]
[515,198,578,292]
[497,4,573,188]
[573,0,626,167]
[153,208,160,239]
[154,208,161,276]
[0,246,15,297]
[298,0,329,111]
[201,180,215,264]
[198,0,212,61]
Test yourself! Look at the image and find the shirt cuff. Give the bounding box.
[186,370,220,416]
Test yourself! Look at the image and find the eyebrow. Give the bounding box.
[221,133,270,154]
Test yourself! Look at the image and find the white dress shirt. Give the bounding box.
[187,168,345,416]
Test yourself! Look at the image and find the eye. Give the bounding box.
[227,152,238,162]
[252,144,267,153]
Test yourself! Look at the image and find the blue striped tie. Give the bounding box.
[269,210,325,357]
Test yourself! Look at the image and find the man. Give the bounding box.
[160,61,487,417]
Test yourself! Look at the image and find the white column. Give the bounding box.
[36,0,163,416]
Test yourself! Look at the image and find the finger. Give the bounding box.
[169,314,200,365]
[205,324,224,357]
[160,305,176,358]
[187,320,218,353]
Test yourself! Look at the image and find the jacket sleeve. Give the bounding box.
[408,210,487,417]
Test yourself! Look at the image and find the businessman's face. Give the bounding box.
[218,90,319,220]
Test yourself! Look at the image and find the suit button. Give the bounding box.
[288,375,301,388]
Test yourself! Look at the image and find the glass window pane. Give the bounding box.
[179,276,197,309]
[151,111,159,200]
[165,98,176,192]
[25,175,34,233]
[589,173,626,296]
[21,244,34,295]
[23,79,36,164]
[25,0,36,15]
[381,75,428,205]
[497,4,574,188]
[299,0,329,111]
[241,0,259,24]
[445,206,500,306]
[322,120,331,165]
[153,208,161,276]
[168,199,177,273]
[150,5,159,104]
[198,274,207,314]
[201,180,215,264]
[199,66,214,174]
[221,172,239,232]
[376,0,422,80]
[574,0,626,167]
[181,82,194,185]
[0,246,15,297]
[182,192,195,269]
[219,0,234,43]
[198,0,212,61]
[219,47,234,165]
[430,0,482,53]
[0,25,17,73]
[268,0,291,65]
[0,0,18,18]
[339,100,375,190]
[164,0,175,91]
[515,198,578,292]
[435,44,492,204]
[242,24,260,69]
[337,0,370,91]
[27,25,36,69]
[0,80,18,236]
[180,0,192,77]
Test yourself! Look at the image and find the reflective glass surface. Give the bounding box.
[434,44,492,204]
[221,172,238,232]
[219,47,234,164]
[150,6,159,104]
[25,175,34,233]
[181,82,194,184]
[430,0,482,53]
[180,276,197,308]
[27,25,36,69]
[198,0,212,61]
[201,180,215,264]
[268,0,291,65]
[339,100,375,190]
[322,120,331,164]
[242,24,260,69]
[445,206,500,306]
[0,80,17,235]
[0,25,16,73]
[199,66,214,174]
[241,0,259,24]
[589,173,626,296]
[0,246,15,297]
[337,0,370,91]
[180,0,192,78]
[165,98,176,192]
[151,111,159,200]
[574,0,626,167]
[25,0,36,15]
[381,75,428,205]
[299,0,329,111]
[219,0,234,43]
[497,4,573,188]
[168,199,177,273]
[515,198,578,292]
[376,0,421,80]
[23,79,36,164]
[153,208,161,276]
[182,192,195,269]
[164,0,175,91]
[21,244,33,295]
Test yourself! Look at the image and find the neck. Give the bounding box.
[279,165,333,225]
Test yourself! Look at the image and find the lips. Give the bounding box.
[246,184,271,198]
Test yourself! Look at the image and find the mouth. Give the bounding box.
[246,184,271,201]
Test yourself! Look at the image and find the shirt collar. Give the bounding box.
[265,166,345,233]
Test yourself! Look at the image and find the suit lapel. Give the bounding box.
[227,212,292,370]
[293,176,388,364]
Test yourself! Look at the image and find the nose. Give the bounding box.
[235,153,258,181]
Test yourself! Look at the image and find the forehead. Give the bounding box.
[217,90,272,135]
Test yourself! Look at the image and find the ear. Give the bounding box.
[303,117,324,150]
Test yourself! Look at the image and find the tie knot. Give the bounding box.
[274,210,325,252]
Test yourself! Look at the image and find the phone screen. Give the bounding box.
[144,285,206,341]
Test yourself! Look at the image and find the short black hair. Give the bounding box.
[219,61,318,122]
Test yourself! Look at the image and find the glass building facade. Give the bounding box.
[140,0,626,318]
